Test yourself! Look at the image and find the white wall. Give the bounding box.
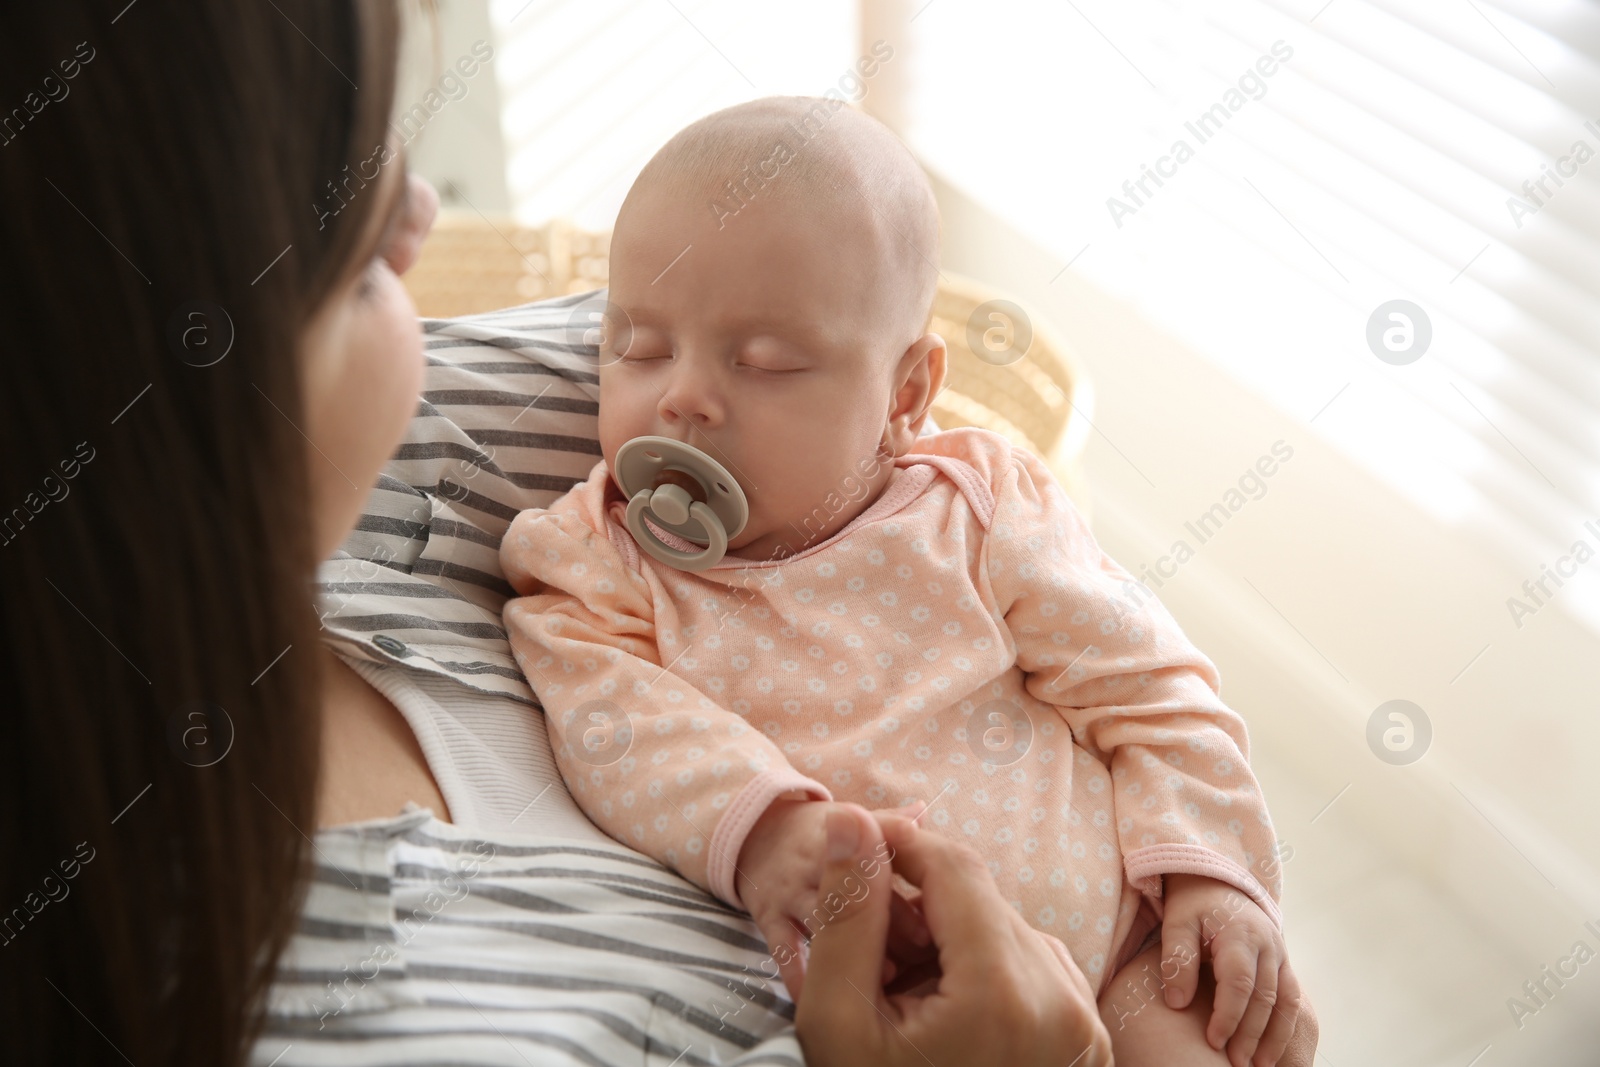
[398,0,512,213]
[932,169,1600,1064]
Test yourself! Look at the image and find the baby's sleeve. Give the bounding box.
[499,492,831,909]
[981,444,1283,927]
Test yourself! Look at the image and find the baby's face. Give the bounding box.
[600,182,911,561]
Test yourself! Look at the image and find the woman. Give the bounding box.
[0,3,1307,1065]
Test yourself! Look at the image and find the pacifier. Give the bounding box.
[613,436,749,572]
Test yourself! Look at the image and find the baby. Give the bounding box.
[502,96,1299,1062]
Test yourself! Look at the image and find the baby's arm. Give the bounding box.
[982,443,1295,1060]
[983,442,1284,921]
[499,498,830,907]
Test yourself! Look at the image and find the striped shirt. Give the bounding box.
[253,292,803,1066]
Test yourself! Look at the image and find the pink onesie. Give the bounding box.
[500,427,1283,993]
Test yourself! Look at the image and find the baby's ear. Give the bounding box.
[895,332,947,442]
[921,332,948,408]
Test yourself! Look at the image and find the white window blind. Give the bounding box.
[882,0,1600,632]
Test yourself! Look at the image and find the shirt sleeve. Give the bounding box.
[499,484,831,909]
[981,442,1283,928]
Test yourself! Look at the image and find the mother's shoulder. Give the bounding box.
[318,293,618,701]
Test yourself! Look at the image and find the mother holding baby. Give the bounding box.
[0,3,1314,1066]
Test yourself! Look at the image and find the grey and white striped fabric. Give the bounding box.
[254,292,803,1065]
[256,808,802,1066]
[315,292,607,710]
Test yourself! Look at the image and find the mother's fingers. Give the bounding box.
[755,913,809,1003]
[869,801,927,824]
[1037,929,1099,1007]
[876,815,1026,973]
[795,806,896,1056]
[386,173,439,276]
[887,889,934,957]
[882,816,1114,1067]
[800,814,1116,1067]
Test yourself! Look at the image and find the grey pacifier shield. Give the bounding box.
[613,436,749,572]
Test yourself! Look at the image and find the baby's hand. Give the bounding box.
[736,798,932,1001]
[1160,873,1302,1067]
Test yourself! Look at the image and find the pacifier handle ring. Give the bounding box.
[625,491,727,572]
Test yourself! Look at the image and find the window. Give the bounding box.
[881,0,1600,631]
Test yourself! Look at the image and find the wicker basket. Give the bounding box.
[403,214,1092,510]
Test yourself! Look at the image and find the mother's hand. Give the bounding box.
[795,806,1113,1067]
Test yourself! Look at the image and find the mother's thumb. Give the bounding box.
[797,806,892,1012]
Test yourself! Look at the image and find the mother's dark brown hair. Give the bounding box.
[0,2,402,1062]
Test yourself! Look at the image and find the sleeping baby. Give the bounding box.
[501,96,1300,1063]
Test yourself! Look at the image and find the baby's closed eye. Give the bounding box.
[737,336,810,373]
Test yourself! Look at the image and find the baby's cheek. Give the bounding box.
[754,478,803,527]
[596,398,635,469]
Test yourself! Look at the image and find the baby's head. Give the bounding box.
[599,96,945,563]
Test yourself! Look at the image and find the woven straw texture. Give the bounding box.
[403,214,1091,508]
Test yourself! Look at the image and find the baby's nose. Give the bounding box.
[656,368,726,429]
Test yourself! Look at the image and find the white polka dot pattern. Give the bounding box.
[501,428,1283,986]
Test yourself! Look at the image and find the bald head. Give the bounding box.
[618,96,941,348]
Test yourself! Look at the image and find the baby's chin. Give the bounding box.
[726,527,781,559]
[727,522,806,563]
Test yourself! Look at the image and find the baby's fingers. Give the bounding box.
[1226,943,1279,1067]
[1206,936,1261,1054]
[1248,959,1303,1067]
[1160,918,1203,1010]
